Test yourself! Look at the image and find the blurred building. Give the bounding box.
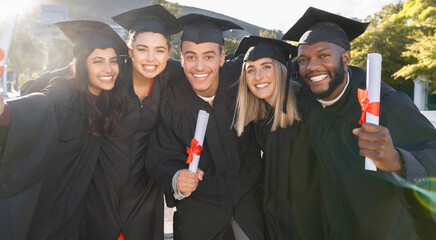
[26,5,126,47]
[26,5,68,48]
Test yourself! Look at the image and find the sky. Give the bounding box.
[168,0,402,32]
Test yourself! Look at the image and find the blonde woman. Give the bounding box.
[233,36,323,240]
[234,36,300,136]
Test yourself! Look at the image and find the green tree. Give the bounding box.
[392,0,436,92]
[152,0,183,16]
[6,25,48,87]
[259,30,277,39]
[351,2,414,88]
[222,38,238,55]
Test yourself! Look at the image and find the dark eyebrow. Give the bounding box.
[90,56,104,60]
[203,51,217,55]
[184,50,197,55]
[317,48,330,53]
[298,47,331,58]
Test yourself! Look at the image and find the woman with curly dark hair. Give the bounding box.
[0,20,127,239]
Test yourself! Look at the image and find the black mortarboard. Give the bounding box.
[235,36,294,66]
[173,14,243,45]
[112,5,177,36]
[55,20,127,57]
[281,7,369,51]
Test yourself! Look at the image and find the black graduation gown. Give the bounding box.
[0,78,101,240]
[145,67,264,240]
[20,65,72,96]
[299,66,436,239]
[255,114,324,240]
[84,59,183,240]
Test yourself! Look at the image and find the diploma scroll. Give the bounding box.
[365,53,382,171]
[188,110,210,173]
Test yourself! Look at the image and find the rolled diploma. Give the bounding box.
[365,53,382,171]
[189,110,210,172]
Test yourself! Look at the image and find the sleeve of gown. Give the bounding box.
[166,58,183,77]
[221,53,244,83]
[20,65,71,96]
[158,58,184,87]
[145,100,191,194]
[381,89,436,234]
[381,90,436,182]
[0,78,70,199]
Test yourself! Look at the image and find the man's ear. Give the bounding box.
[180,54,185,68]
[342,51,351,66]
[219,50,225,67]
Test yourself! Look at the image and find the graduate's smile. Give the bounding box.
[305,72,330,88]
[98,76,115,83]
[143,64,158,71]
[255,83,270,88]
[245,58,277,105]
[298,42,350,101]
[87,48,119,96]
[192,73,210,81]
[181,41,225,98]
[130,32,170,81]
[309,74,328,82]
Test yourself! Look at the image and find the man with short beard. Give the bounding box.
[283,7,436,239]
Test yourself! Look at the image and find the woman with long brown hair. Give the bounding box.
[83,5,183,240]
[0,20,127,239]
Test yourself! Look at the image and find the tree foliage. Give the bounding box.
[259,30,277,39]
[392,0,436,92]
[351,0,436,91]
[6,25,48,78]
[350,2,413,88]
[223,38,238,55]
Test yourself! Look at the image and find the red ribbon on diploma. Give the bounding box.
[186,138,202,164]
[358,88,380,125]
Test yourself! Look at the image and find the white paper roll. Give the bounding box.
[189,110,210,172]
[365,53,382,171]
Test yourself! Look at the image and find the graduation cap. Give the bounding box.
[281,7,369,51]
[112,4,177,36]
[55,20,127,57]
[235,35,295,65]
[173,14,243,45]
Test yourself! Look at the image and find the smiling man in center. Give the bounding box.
[145,14,264,240]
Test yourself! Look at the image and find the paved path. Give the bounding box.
[421,111,436,127]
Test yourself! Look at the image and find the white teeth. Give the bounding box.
[99,76,112,81]
[310,74,328,82]
[193,73,209,78]
[144,65,157,70]
[256,83,269,88]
